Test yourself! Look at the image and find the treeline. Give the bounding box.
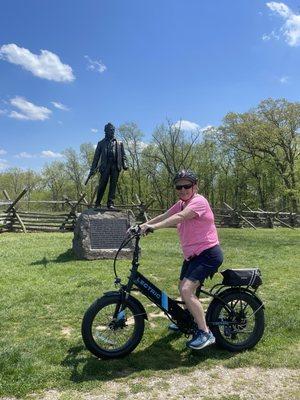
[1,98,299,212]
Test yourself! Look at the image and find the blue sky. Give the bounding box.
[0,0,300,171]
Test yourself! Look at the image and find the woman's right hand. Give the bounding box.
[140,223,154,235]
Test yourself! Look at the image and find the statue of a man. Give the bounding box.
[88,123,128,209]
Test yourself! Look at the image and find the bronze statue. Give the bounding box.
[86,123,128,209]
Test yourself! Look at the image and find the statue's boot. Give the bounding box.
[107,202,115,209]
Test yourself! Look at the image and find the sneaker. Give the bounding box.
[168,322,180,332]
[186,329,215,350]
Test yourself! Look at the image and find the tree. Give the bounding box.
[1,168,25,198]
[144,120,201,206]
[191,130,221,207]
[42,161,69,210]
[63,148,85,198]
[22,170,41,210]
[118,122,145,201]
[219,98,300,211]
[80,143,97,203]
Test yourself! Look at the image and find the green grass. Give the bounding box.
[0,229,299,398]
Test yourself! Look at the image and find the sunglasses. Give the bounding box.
[175,183,194,190]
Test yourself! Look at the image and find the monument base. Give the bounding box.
[73,208,134,260]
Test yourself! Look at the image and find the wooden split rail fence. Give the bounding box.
[213,203,299,229]
[0,189,299,233]
[0,189,87,233]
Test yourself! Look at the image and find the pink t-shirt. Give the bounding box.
[168,194,219,260]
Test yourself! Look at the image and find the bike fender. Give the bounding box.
[206,287,264,323]
[103,291,148,320]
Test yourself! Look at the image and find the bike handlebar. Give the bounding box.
[144,226,154,235]
[113,225,154,281]
[127,225,154,236]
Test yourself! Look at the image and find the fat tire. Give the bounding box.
[82,294,145,359]
[208,291,264,352]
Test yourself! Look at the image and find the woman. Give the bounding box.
[140,169,223,350]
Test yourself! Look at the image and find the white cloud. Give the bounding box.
[262,34,271,41]
[51,101,70,111]
[266,2,300,46]
[15,152,35,159]
[0,149,7,155]
[262,30,280,41]
[267,2,290,18]
[139,141,149,151]
[84,55,107,73]
[279,76,289,83]
[0,109,7,115]
[41,150,63,158]
[201,125,213,132]
[9,96,52,121]
[0,43,75,82]
[173,120,200,131]
[277,76,290,85]
[126,140,149,152]
[14,150,63,159]
[91,128,98,133]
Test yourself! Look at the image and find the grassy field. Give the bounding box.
[0,228,299,399]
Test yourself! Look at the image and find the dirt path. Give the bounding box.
[84,367,299,399]
[4,366,298,400]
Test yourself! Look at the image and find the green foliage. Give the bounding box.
[0,97,299,212]
[0,229,299,397]
[219,98,300,211]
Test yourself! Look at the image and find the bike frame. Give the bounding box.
[114,230,259,334]
[82,227,265,359]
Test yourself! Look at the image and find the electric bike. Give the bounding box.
[82,226,265,359]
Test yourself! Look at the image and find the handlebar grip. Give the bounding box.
[128,225,140,234]
[127,225,153,236]
[144,227,154,235]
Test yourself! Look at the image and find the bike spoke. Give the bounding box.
[245,304,263,319]
[92,303,137,351]
[216,298,257,345]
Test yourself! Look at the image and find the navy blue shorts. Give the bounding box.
[180,245,223,283]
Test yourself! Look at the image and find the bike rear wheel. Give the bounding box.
[208,290,264,352]
[82,294,145,359]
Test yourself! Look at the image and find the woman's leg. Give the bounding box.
[180,278,208,332]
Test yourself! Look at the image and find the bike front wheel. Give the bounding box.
[208,290,264,352]
[82,294,145,359]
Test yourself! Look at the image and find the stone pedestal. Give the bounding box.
[73,208,134,260]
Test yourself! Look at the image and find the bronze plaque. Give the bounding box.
[89,218,129,250]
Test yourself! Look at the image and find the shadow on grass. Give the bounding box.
[30,249,75,266]
[61,333,236,383]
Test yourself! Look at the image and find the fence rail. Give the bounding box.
[0,189,299,233]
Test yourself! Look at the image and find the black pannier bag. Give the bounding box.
[221,268,262,289]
